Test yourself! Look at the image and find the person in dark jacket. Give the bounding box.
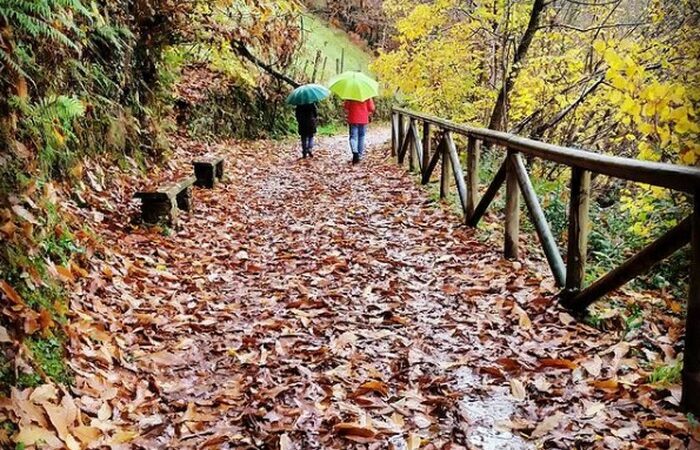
[295,103,318,158]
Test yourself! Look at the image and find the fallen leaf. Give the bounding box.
[510,379,527,401]
[539,358,577,370]
[333,422,377,440]
[279,433,294,450]
[530,412,563,438]
[592,379,619,392]
[44,403,71,440]
[407,433,422,450]
[55,265,74,283]
[0,280,23,304]
[14,424,63,448]
[12,205,38,224]
[0,325,11,343]
[355,380,389,397]
[581,355,603,377]
[72,426,101,444]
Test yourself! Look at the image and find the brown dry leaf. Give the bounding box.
[72,426,102,444]
[407,433,422,450]
[530,412,563,438]
[0,325,11,343]
[97,402,111,421]
[12,205,38,224]
[110,428,139,444]
[181,402,217,422]
[64,434,81,450]
[584,401,606,417]
[510,379,527,401]
[513,305,531,329]
[14,424,63,448]
[643,419,686,433]
[70,262,89,278]
[0,220,16,237]
[44,403,71,440]
[279,432,294,450]
[558,312,575,325]
[29,384,58,403]
[333,422,377,441]
[581,355,603,377]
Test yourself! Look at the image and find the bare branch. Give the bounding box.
[538,22,648,33]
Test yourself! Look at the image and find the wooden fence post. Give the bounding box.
[408,119,416,173]
[341,47,345,72]
[398,114,405,163]
[440,132,451,199]
[311,50,322,82]
[422,122,431,179]
[466,136,479,221]
[565,167,591,295]
[682,193,700,415]
[504,151,520,259]
[391,112,397,157]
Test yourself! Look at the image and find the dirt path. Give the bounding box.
[66,127,690,449]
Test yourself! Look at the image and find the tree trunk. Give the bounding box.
[487,0,547,131]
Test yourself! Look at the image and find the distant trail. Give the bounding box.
[69,126,689,449]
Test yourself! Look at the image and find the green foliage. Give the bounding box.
[26,333,71,386]
[0,0,90,81]
[11,95,85,177]
[648,359,683,386]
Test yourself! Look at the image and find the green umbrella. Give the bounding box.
[328,71,379,101]
[286,84,330,105]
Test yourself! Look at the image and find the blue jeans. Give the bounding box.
[301,134,314,154]
[349,124,367,156]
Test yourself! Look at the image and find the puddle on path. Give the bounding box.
[455,367,533,450]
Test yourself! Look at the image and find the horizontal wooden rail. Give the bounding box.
[390,106,700,415]
[394,107,700,193]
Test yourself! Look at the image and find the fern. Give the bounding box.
[0,0,90,81]
[10,94,86,175]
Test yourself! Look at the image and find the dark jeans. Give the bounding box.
[301,134,314,154]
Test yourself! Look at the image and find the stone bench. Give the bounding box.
[134,175,196,225]
[192,155,225,189]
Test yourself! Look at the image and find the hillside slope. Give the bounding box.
[295,13,373,83]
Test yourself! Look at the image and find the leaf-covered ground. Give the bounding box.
[2,128,697,449]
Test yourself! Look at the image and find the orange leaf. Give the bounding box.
[591,379,619,392]
[39,309,54,330]
[70,262,89,278]
[355,380,389,397]
[24,312,41,335]
[539,358,577,370]
[0,221,16,238]
[0,280,24,305]
[56,265,74,283]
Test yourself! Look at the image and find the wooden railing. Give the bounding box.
[391,106,700,415]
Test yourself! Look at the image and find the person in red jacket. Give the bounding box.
[344,98,375,164]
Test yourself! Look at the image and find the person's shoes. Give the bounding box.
[302,151,308,158]
[352,153,360,164]
[308,151,313,158]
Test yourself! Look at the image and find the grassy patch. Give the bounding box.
[317,122,345,136]
[297,14,372,83]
